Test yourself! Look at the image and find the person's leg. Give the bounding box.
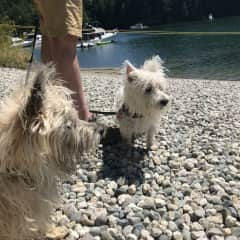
[35,0,91,120]
[41,35,53,64]
[48,35,92,121]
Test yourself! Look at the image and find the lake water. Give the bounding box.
[34,16,240,80]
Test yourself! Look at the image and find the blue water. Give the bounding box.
[34,17,240,80]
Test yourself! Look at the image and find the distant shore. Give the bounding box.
[81,68,120,74]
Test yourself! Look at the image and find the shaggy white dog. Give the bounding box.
[0,65,101,240]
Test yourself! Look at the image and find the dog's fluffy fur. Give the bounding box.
[0,65,100,240]
[116,56,170,148]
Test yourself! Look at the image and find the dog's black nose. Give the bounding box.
[159,99,169,107]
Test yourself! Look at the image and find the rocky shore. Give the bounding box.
[0,67,240,240]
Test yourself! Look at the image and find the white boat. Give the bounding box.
[130,23,149,30]
[11,37,24,47]
[22,34,42,48]
[12,34,42,48]
[208,13,214,21]
[77,25,118,48]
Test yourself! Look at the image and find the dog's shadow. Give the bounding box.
[97,126,148,185]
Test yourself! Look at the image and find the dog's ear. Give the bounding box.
[125,60,136,75]
[24,66,48,122]
[124,60,137,83]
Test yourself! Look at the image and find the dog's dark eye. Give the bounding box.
[145,85,152,94]
[128,76,134,83]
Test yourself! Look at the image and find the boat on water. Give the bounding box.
[11,37,24,47]
[130,23,149,30]
[96,40,114,46]
[208,13,214,21]
[11,25,117,49]
[77,25,118,48]
[12,33,42,48]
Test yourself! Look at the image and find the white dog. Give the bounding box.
[116,56,170,148]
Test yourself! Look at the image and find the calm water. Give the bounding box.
[34,17,240,80]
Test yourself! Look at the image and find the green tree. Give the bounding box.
[0,0,36,26]
[1,0,240,29]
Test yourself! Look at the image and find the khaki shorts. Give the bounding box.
[34,0,82,37]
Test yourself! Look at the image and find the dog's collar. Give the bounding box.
[117,104,143,119]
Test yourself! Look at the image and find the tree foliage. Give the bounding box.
[83,0,240,28]
[0,23,30,68]
[0,0,36,26]
[0,0,240,28]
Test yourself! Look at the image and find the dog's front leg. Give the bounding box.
[147,126,155,149]
[119,119,134,145]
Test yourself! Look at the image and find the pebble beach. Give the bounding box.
[0,67,240,240]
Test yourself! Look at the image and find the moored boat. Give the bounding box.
[130,23,149,30]
[11,37,24,47]
[12,33,42,48]
[77,25,118,48]
[96,39,114,46]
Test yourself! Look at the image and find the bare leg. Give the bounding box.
[47,35,91,121]
[41,35,53,63]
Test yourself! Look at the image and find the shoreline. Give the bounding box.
[82,68,240,82]
[2,66,239,82]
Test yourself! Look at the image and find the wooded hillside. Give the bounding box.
[0,0,239,28]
